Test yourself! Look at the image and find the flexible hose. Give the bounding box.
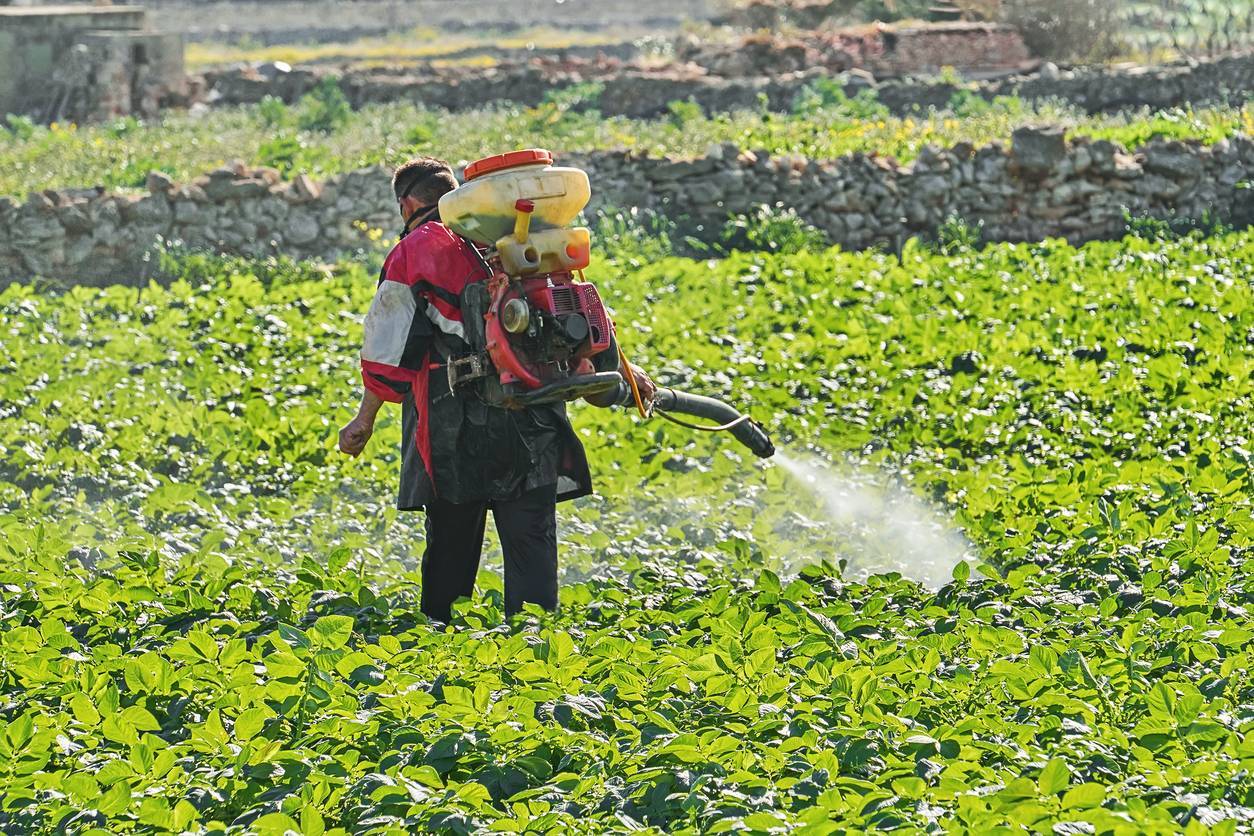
[654,389,774,458]
[655,409,751,433]
[614,344,774,458]
[616,342,649,419]
[604,377,775,459]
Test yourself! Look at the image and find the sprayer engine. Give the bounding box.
[500,276,612,362]
[483,266,618,405]
[439,150,622,408]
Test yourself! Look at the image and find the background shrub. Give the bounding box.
[717,204,830,255]
[296,77,352,133]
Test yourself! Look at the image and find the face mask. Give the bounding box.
[400,203,439,237]
[396,169,445,237]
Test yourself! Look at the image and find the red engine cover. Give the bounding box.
[526,279,612,353]
[484,270,614,390]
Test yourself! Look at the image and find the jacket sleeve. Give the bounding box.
[360,250,434,403]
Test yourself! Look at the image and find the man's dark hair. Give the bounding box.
[393,156,458,205]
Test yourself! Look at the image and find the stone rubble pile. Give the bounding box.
[675,23,1034,79]
[711,0,855,31]
[1,130,1249,285]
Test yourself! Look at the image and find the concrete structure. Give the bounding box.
[0,5,184,123]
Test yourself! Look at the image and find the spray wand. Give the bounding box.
[613,343,776,459]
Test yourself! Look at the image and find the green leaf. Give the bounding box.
[326,546,352,574]
[172,799,199,830]
[187,630,219,661]
[102,715,138,747]
[254,812,302,835]
[1038,758,1070,796]
[63,773,101,804]
[742,811,787,830]
[264,650,307,680]
[97,782,132,816]
[301,806,326,836]
[1062,782,1106,809]
[277,623,311,650]
[5,714,33,749]
[192,709,229,751]
[892,776,928,799]
[310,615,354,649]
[1146,683,1175,718]
[234,707,273,741]
[976,563,1002,581]
[121,706,161,732]
[137,797,172,827]
[1028,645,1058,676]
[68,693,101,727]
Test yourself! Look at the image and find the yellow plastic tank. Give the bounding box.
[439,149,591,246]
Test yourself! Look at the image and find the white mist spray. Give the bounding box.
[773,450,974,589]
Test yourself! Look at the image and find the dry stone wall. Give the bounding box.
[1,132,1249,286]
[203,52,1253,120]
[610,133,1251,249]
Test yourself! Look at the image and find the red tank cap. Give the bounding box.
[464,149,553,181]
[515,198,535,213]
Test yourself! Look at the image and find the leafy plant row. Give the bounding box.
[0,229,1250,833]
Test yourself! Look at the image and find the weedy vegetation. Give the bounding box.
[1,98,1249,197]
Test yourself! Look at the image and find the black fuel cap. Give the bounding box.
[560,314,589,342]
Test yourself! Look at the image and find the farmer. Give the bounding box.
[338,156,654,622]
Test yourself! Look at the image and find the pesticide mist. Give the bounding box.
[773,451,974,589]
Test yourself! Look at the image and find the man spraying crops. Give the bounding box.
[338,156,655,623]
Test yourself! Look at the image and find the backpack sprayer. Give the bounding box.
[438,148,775,459]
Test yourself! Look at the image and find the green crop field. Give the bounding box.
[1,225,1250,832]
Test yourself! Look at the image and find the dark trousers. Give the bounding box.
[420,483,559,622]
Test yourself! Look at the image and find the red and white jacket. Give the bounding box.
[359,221,593,508]
[360,222,488,481]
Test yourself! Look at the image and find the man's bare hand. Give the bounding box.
[628,363,657,407]
[338,414,375,457]
[340,390,385,457]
